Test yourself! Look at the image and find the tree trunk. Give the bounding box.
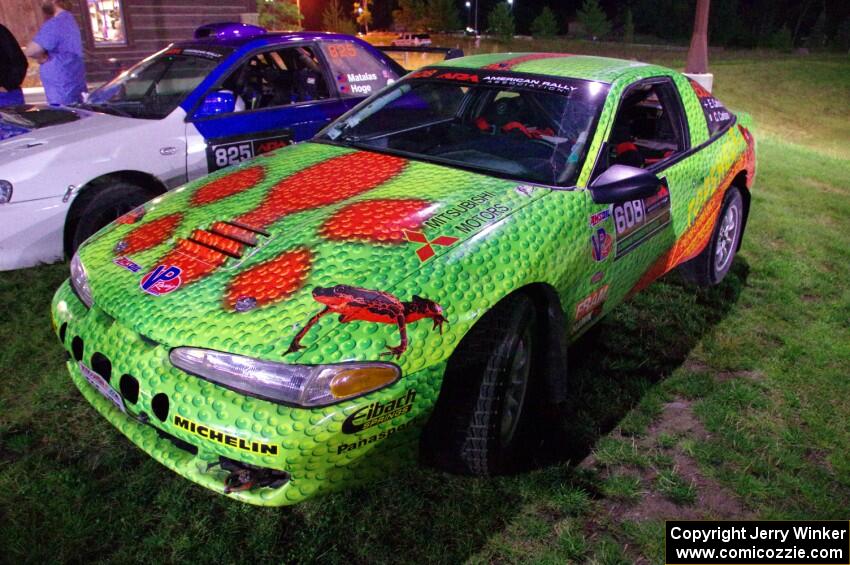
[685,0,710,74]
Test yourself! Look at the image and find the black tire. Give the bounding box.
[69,182,153,254]
[422,293,543,476]
[679,186,744,286]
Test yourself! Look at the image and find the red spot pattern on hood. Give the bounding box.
[236,152,408,230]
[117,213,183,255]
[483,53,574,70]
[225,248,313,310]
[154,239,229,287]
[191,166,265,206]
[320,198,432,243]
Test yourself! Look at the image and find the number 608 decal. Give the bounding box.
[611,182,672,259]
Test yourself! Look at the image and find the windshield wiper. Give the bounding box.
[345,117,457,143]
[74,102,133,118]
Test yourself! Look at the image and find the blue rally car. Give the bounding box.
[0,23,413,270]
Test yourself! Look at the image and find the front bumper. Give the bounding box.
[0,196,68,271]
[52,280,442,506]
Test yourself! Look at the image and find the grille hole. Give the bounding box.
[90,353,112,382]
[71,337,84,361]
[152,393,169,422]
[119,374,139,404]
[59,323,67,343]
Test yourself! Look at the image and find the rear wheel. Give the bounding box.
[422,293,542,475]
[69,182,152,254]
[679,186,744,286]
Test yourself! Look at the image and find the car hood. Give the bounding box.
[0,105,144,159]
[76,142,548,362]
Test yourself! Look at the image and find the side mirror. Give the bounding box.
[195,90,236,119]
[589,164,663,204]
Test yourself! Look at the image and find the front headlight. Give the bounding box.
[70,252,93,308]
[0,180,12,203]
[169,347,400,407]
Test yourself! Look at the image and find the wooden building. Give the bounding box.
[0,0,256,82]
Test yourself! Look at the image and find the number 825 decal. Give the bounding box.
[213,143,253,169]
[206,133,291,172]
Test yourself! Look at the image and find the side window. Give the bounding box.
[604,80,687,171]
[219,45,330,112]
[319,41,399,98]
[688,79,733,136]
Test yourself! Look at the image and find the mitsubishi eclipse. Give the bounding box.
[52,52,755,505]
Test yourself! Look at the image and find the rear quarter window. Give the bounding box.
[688,79,734,136]
[319,41,399,98]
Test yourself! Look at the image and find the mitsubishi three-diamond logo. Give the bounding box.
[404,230,459,262]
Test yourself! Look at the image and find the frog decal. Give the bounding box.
[286,285,446,358]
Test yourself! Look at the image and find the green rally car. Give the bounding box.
[52,53,756,505]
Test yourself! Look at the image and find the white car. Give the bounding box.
[0,24,403,270]
[392,33,433,47]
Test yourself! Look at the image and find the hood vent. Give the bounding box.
[177,221,268,265]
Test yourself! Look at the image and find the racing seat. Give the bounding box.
[609,120,645,168]
[294,69,322,102]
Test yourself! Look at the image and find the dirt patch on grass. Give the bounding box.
[586,395,752,527]
[801,177,847,196]
[715,370,765,383]
[683,359,712,373]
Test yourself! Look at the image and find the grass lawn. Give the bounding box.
[1,41,849,563]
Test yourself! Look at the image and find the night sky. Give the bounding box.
[300,0,581,33]
[299,0,850,42]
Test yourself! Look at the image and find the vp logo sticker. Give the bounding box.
[591,227,612,262]
[140,265,182,296]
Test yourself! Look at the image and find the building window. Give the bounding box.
[87,0,127,46]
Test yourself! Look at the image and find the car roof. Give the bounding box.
[173,31,364,50]
[432,53,674,84]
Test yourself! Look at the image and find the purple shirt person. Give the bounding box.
[0,23,27,106]
[25,0,87,105]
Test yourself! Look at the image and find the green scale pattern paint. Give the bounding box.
[52,53,755,505]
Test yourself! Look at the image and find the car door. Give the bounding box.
[577,77,694,327]
[184,42,350,179]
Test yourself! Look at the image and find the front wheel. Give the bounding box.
[69,182,152,254]
[422,293,542,476]
[679,186,744,286]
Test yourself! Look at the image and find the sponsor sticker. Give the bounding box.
[113,256,141,273]
[173,415,278,456]
[337,420,416,454]
[140,265,182,296]
[590,209,610,226]
[482,74,576,93]
[436,72,480,83]
[79,363,125,413]
[181,48,223,59]
[342,389,416,434]
[591,227,612,262]
[573,284,609,332]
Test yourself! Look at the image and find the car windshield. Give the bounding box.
[318,69,609,186]
[81,46,230,119]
